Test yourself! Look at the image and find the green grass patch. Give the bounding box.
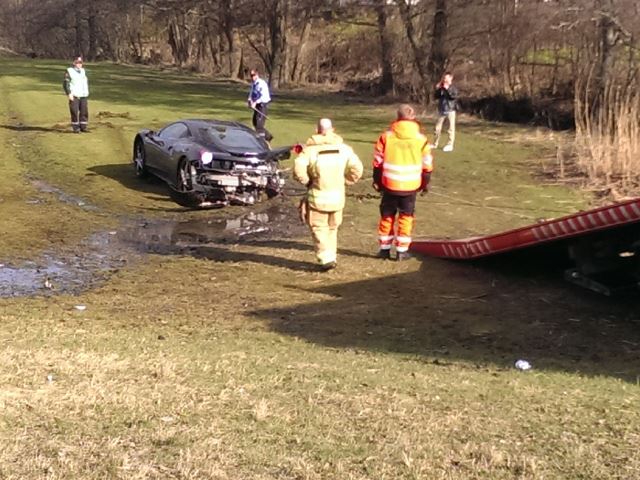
[0,58,638,479]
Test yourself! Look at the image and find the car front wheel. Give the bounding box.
[170,158,206,208]
[176,158,196,192]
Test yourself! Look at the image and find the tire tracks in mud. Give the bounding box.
[0,88,306,298]
[0,192,306,298]
[0,105,120,297]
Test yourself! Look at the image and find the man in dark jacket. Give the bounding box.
[433,72,458,152]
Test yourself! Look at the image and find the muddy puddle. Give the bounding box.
[124,202,303,254]
[0,201,305,298]
[28,178,99,211]
[0,230,130,298]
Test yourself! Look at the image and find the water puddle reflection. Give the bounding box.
[0,200,304,298]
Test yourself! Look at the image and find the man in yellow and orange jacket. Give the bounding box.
[294,118,363,271]
[372,104,433,261]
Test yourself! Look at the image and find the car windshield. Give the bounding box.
[201,125,264,152]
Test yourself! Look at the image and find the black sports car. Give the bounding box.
[133,119,293,208]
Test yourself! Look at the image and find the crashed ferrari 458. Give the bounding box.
[133,119,293,208]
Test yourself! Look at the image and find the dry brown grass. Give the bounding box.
[1,253,639,479]
[574,73,640,197]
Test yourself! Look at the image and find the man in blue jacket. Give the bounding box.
[247,69,273,141]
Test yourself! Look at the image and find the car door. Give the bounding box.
[143,128,171,173]
[152,122,191,182]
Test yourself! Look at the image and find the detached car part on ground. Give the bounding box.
[133,119,293,208]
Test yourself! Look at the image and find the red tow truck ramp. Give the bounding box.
[410,198,640,294]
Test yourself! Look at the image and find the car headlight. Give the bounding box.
[201,151,213,165]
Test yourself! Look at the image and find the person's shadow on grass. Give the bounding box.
[251,253,640,383]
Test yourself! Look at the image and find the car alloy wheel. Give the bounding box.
[177,158,197,192]
[171,158,206,208]
[133,140,148,178]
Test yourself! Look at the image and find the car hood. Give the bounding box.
[203,142,291,162]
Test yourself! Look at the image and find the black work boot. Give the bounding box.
[320,261,337,271]
[377,249,391,260]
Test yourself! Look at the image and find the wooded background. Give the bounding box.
[1,0,639,191]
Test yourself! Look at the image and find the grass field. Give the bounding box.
[0,57,639,479]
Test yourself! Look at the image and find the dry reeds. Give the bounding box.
[574,69,640,197]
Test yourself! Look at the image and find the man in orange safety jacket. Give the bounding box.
[372,104,433,261]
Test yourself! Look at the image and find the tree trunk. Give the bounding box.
[291,16,311,83]
[87,3,97,60]
[596,0,617,95]
[268,0,290,89]
[375,0,394,95]
[222,0,241,78]
[74,0,84,57]
[395,0,430,101]
[204,17,220,70]
[427,0,447,90]
[168,15,190,66]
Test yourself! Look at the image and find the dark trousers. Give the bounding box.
[252,102,272,141]
[380,191,417,217]
[69,97,89,132]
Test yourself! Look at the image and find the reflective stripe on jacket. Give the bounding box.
[65,67,89,98]
[294,132,363,212]
[373,120,432,193]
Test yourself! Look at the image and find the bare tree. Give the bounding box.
[427,0,447,87]
[375,0,395,94]
[395,0,430,100]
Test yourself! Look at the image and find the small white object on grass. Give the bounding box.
[515,359,532,371]
[74,305,87,311]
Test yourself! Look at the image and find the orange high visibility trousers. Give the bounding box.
[378,192,417,253]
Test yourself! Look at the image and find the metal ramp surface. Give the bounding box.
[410,198,640,295]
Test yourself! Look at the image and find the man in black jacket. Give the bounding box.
[433,72,458,152]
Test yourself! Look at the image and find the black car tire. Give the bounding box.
[266,173,283,199]
[133,138,149,178]
[266,186,281,199]
[176,158,196,191]
[170,158,206,208]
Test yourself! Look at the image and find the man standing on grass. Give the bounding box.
[63,56,89,133]
[247,68,272,141]
[373,104,433,261]
[433,72,458,152]
[294,118,363,271]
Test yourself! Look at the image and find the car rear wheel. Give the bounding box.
[133,138,149,178]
